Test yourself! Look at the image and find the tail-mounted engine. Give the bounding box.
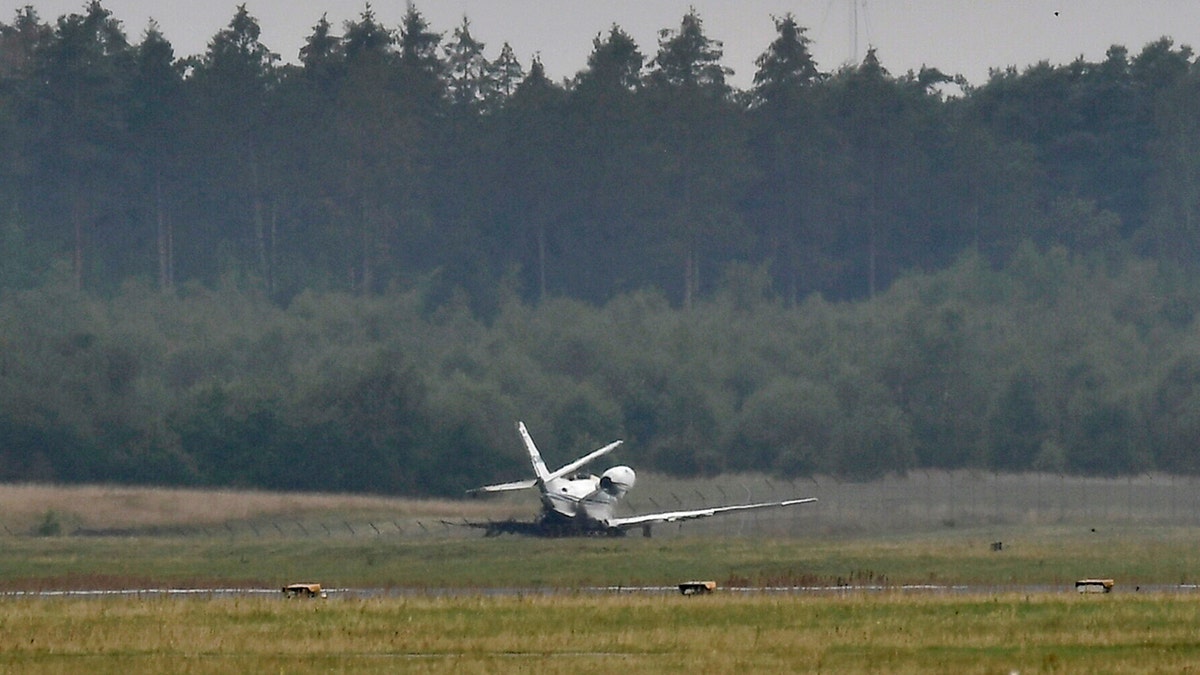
[598,465,636,495]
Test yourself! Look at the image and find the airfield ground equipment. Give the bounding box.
[678,580,717,595]
[1075,579,1114,593]
[282,583,326,598]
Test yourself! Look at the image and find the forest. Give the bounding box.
[1,2,1200,494]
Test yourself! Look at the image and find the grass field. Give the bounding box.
[4,482,1200,672]
[4,524,1200,591]
[0,483,516,534]
[3,593,1200,673]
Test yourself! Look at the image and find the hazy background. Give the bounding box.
[8,0,1200,88]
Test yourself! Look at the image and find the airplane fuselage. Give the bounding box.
[463,422,815,537]
[539,465,636,529]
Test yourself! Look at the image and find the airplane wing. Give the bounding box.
[466,478,538,494]
[606,497,817,529]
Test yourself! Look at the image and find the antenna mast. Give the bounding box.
[850,0,858,63]
[848,0,871,65]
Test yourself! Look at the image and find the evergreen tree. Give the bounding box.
[498,58,570,300]
[299,13,341,76]
[751,13,821,107]
[128,22,183,290]
[0,7,53,287]
[564,26,647,301]
[486,41,523,105]
[575,24,644,95]
[396,2,443,115]
[184,5,280,288]
[647,8,730,93]
[746,13,834,302]
[646,10,751,308]
[330,5,408,293]
[1138,40,1199,263]
[342,4,392,62]
[821,48,947,296]
[398,3,440,71]
[443,16,489,109]
[31,1,133,290]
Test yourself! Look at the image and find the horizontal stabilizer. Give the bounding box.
[466,478,538,495]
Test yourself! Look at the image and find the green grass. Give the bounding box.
[3,524,1200,590]
[2,593,1199,673]
[5,492,1200,673]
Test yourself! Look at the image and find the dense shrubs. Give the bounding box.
[0,247,1197,494]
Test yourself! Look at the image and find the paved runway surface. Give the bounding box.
[6,583,1199,598]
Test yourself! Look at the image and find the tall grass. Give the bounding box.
[0,483,517,533]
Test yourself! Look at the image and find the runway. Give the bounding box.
[5,583,1199,598]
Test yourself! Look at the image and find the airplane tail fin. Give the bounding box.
[520,421,622,483]
[465,422,549,494]
[517,421,552,483]
[467,422,622,494]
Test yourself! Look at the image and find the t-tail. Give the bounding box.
[466,422,622,494]
[516,421,552,483]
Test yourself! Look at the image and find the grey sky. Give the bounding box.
[8,1,1200,88]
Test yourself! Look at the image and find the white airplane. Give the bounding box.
[462,422,816,537]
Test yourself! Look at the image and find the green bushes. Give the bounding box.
[0,247,1198,493]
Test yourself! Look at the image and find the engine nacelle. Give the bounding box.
[599,465,636,495]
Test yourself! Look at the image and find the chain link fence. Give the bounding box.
[5,472,1199,539]
[623,471,1200,538]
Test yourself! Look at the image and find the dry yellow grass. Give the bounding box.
[0,483,518,531]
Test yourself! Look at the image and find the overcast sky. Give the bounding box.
[8,1,1200,88]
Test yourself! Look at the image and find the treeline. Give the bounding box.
[1,3,1198,306]
[2,248,1200,493]
[3,3,1200,492]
